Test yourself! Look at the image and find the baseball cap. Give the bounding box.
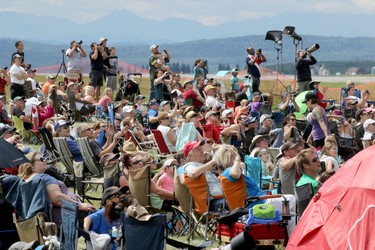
[12,54,23,60]
[302,92,318,103]
[13,96,25,102]
[47,75,55,79]
[232,68,239,72]
[205,111,220,120]
[54,120,72,131]
[150,44,159,51]
[27,68,36,74]
[245,117,257,126]
[363,119,375,129]
[126,204,152,221]
[135,95,145,101]
[123,105,135,113]
[0,125,16,137]
[160,100,170,108]
[99,37,108,44]
[101,186,130,206]
[309,80,320,90]
[260,114,272,124]
[148,99,159,106]
[183,140,205,157]
[221,109,234,118]
[281,140,299,155]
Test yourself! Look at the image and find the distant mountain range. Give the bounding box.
[0,10,375,44]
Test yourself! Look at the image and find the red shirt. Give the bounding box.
[183,89,203,107]
[0,78,7,93]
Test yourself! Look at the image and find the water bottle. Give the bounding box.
[111,226,118,239]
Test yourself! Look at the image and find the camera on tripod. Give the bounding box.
[61,49,66,54]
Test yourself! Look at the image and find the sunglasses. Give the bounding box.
[289,118,296,121]
[131,159,143,165]
[82,128,92,133]
[168,163,178,168]
[310,157,320,163]
[34,157,45,163]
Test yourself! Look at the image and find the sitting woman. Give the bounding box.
[121,153,175,211]
[121,117,148,142]
[337,117,354,139]
[320,141,340,171]
[83,85,96,104]
[98,87,113,114]
[18,151,96,226]
[283,114,301,141]
[157,111,177,152]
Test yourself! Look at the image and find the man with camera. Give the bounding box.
[295,49,317,93]
[66,40,87,83]
[246,47,267,93]
[89,41,108,101]
[278,92,300,115]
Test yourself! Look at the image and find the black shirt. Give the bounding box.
[89,51,104,71]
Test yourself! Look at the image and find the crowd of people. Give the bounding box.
[1,39,374,249]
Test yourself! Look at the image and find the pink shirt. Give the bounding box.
[98,96,111,112]
[158,173,174,192]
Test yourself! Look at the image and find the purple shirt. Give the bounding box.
[310,106,329,141]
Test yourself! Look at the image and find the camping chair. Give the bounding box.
[170,168,191,236]
[151,129,175,155]
[53,137,76,177]
[294,182,314,217]
[76,137,104,202]
[12,115,39,144]
[121,212,167,250]
[39,127,60,163]
[184,174,224,241]
[60,199,79,250]
[219,175,247,212]
[244,155,277,193]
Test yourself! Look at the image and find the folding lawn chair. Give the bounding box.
[39,127,60,163]
[184,174,225,241]
[151,129,175,155]
[53,137,76,177]
[244,155,277,194]
[219,175,247,212]
[12,115,40,144]
[121,212,167,250]
[294,182,314,218]
[76,137,104,202]
[60,199,79,250]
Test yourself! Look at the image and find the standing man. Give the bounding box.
[295,49,317,93]
[98,38,110,82]
[106,47,118,91]
[89,42,107,101]
[149,44,163,100]
[11,41,30,69]
[303,92,329,149]
[9,55,28,99]
[66,40,87,83]
[246,47,266,93]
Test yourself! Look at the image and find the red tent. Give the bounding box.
[287,145,375,249]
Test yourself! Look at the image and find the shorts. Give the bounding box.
[89,69,103,87]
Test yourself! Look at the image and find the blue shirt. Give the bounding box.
[66,137,83,162]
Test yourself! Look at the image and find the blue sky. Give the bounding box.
[1,0,374,26]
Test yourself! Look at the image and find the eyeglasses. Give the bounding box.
[310,157,320,163]
[168,164,178,168]
[131,159,143,165]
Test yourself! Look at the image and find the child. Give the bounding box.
[157,158,177,192]
[230,68,240,93]
[106,47,118,91]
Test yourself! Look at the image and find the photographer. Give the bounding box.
[90,42,107,101]
[278,92,300,115]
[246,47,267,93]
[154,68,173,101]
[66,40,87,82]
[295,49,317,93]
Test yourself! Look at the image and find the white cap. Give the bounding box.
[122,105,135,113]
[260,114,272,124]
[363,119,375,130]
[99,37,108,43]
[150,44,159,51]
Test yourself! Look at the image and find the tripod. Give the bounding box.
[271,44,287,96]
[54,50,67,84]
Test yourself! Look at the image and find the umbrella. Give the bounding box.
[0,138,29,168]
[293,91,310,120]
[287,145,375,249]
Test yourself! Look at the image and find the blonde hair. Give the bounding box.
[18,151,41,179]
[321,142,337,156]
[84,85,94,96]
[103,87,112,96]
[213,144,237,170]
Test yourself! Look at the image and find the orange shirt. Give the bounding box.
[42,81,52,96]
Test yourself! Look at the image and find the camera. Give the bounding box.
[61,49,66,54]
[257,48,262,53]
[77,40,83,45]
[306,44,320,53]
[365,90,369,94]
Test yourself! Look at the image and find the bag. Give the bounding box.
[14,212,57,244]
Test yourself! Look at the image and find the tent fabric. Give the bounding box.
[287,146,375,250]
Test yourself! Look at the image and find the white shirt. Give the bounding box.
[10,64,26,84]
[27,77,37,90]
[206,96,225,110]
[157,124,176,152]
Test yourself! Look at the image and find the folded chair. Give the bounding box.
[184,174,224,241]
[121,212,167,250]
[60,199,79,250]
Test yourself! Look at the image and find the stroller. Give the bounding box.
[115,73,142,102]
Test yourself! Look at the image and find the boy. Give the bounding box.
[106,47,118,91]
[230,68,240,92]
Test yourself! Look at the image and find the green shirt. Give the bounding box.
[296,173,320,194]
[149,55,159,81]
